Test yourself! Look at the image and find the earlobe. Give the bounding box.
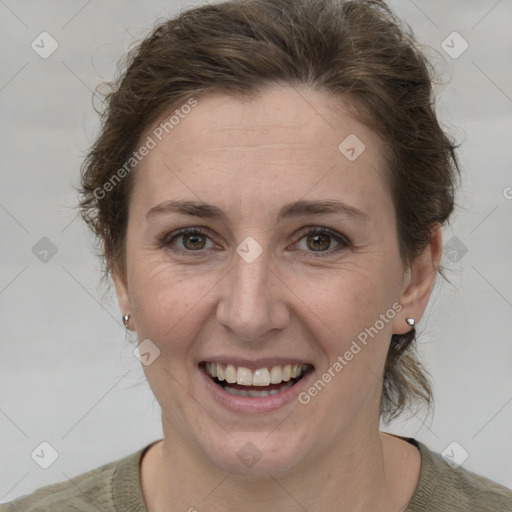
[112,270,132,329]
[392,225,442,335]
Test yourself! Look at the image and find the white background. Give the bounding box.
[1,0,511,502]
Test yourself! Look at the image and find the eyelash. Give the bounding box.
[160,226,351,258]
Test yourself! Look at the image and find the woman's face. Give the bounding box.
[114,85,434,476]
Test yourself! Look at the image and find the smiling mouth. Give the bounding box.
[201,362,313,397]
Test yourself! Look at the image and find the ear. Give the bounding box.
[392,224,442,335]
[112,268,133,330]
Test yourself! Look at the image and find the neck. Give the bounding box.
[141,414,420,512]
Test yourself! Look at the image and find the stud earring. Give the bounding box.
[122,314,130,328]
[406,317,415,327]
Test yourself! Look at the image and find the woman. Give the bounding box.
[3,0,511,510]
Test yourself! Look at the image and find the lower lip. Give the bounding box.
[199,366,314,413]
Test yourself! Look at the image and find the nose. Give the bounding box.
[216,245,290,342]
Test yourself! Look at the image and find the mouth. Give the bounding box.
[200,361,313,398]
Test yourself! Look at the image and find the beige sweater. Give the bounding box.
[2,438,511,511]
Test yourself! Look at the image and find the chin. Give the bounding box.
[199,430,314,478]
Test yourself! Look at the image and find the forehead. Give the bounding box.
[132,85,391,225]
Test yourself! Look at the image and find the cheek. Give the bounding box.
[299,261,398,338]
[294,270,398,423]
[293,258,401,397]
[128,254,218,354]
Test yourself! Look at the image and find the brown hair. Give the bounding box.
[78,0,460,422]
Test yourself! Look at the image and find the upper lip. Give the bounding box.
[199,357,314,369]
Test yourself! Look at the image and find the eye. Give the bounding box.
[160,226,350,257]
[292,226,350,256]
[162,227,218,255]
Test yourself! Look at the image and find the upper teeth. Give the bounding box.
[205,362,308,386]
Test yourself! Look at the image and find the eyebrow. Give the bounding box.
[145,199,369,224]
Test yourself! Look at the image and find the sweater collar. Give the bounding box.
[112,436,436,511]
[113,439,162,511]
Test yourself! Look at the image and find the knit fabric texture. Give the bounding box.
[2,438,511,511]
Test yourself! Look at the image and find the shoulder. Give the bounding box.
[0,443,152,512]
[0,458,120,512]
[0,461,116,512]
[407,439,512,512]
